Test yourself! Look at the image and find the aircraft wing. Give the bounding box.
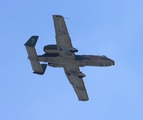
[53,15,77,58]
[63,63,89,101]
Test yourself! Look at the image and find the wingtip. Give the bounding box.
[79,98,89,101]
[52,14,63,18]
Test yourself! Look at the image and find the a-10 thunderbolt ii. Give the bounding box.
[24,15,115,101]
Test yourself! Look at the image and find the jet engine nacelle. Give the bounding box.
[43,44,58,53]
[44,44,78,53]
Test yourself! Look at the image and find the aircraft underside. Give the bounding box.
[24,15,115,101]
[37,55,114,68]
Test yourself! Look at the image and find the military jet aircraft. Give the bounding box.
[24,15,115,101]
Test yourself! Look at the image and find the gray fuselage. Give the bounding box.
[37,53,115,68]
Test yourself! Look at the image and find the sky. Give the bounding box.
[0,0,143,120]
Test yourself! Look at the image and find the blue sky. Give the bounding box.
[0,0,143,120]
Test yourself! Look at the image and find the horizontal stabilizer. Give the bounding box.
[33,64,47,75]
[24,36,47,75]
[24,36,38,47]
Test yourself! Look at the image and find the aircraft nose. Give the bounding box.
[112,60,115,65]
[107,58,115,65]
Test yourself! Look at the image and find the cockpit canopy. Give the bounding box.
[101,55,107,57]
